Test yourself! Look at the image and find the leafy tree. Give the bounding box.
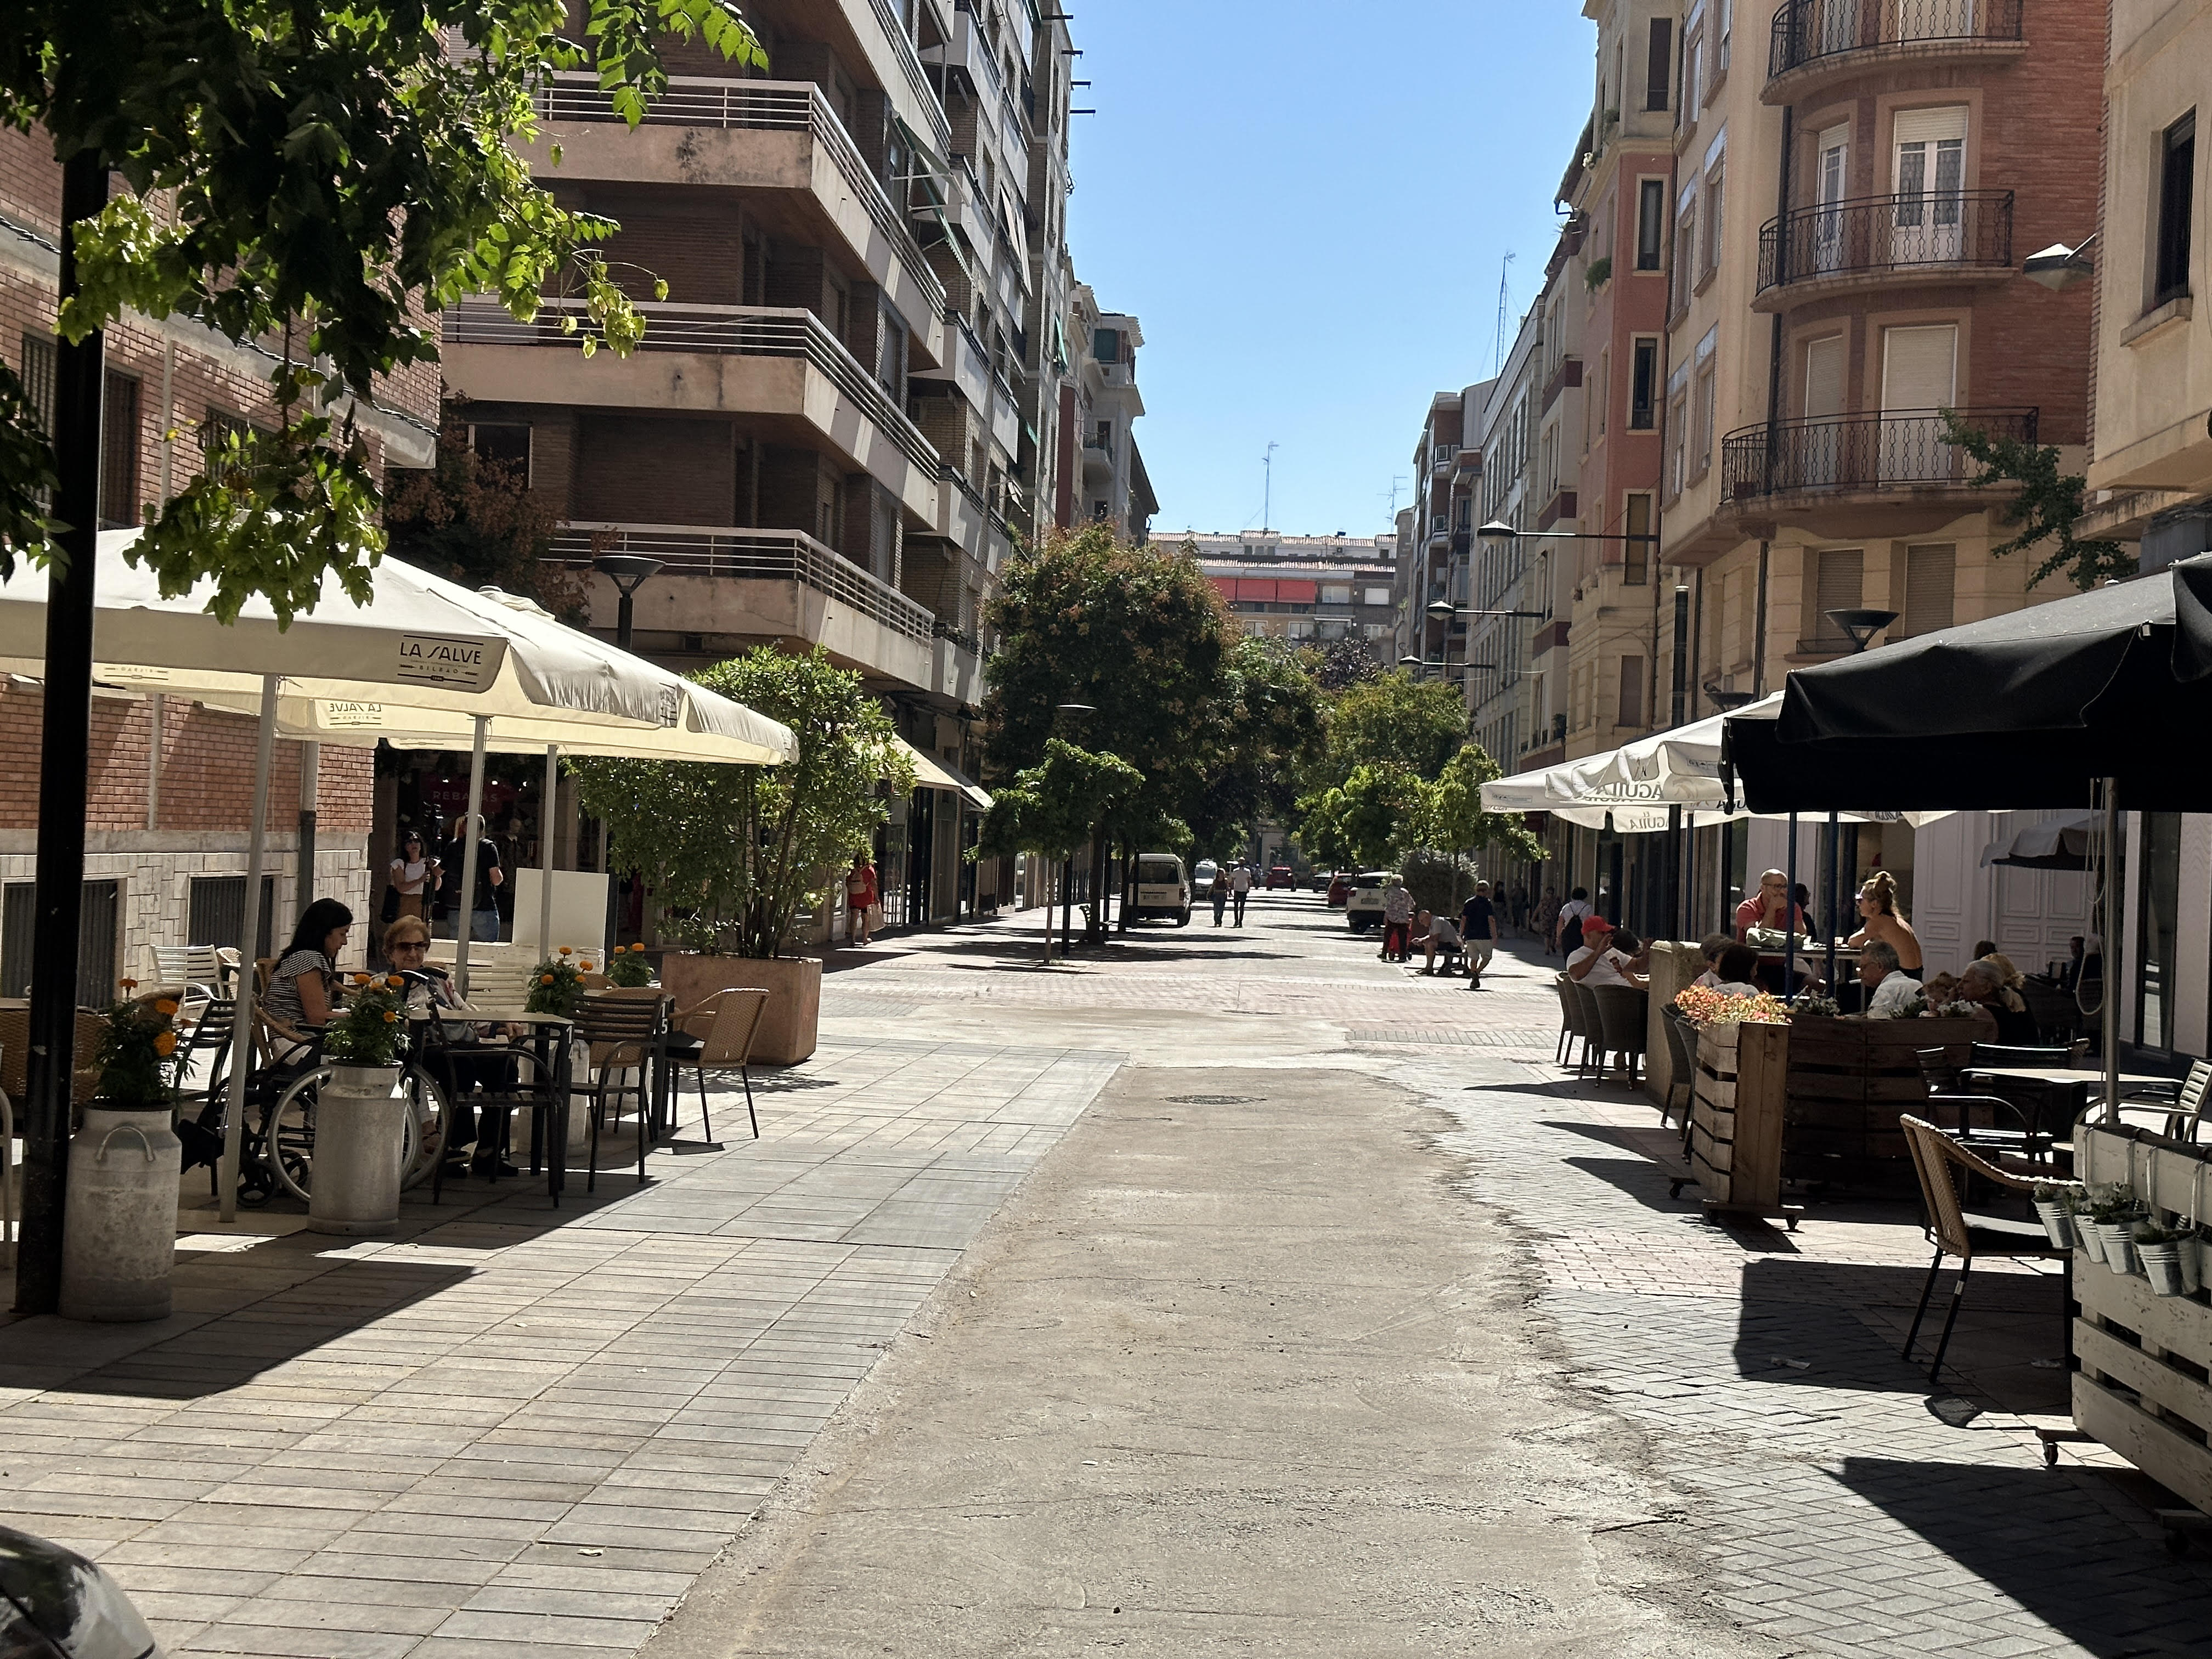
[983,525,1229,845]
[1310,635,1383,694]
[1,1,761,616]
[1294,761,1428,871]
[1184,637,1324,860]
[976,740,1144,864]
[1314,669,1468,792]
[1943,412,2131,590]
[1409,744,1542,862]
[385,408,573,614]
[568,648,912,960]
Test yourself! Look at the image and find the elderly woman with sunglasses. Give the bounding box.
[382,915,527,1177]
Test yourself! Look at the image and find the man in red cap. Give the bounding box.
[1567,915,1648,989]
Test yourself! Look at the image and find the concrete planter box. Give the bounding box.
[659,951,820,1065]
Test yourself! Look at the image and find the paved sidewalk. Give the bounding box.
[0,1032,1117,1658]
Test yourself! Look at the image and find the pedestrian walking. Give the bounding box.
[844,853,880,946]
[1460,881,1500,989]
[1381,876,1414,961]
[1556,886,1594,956]
[440,821,505,944]
[1230,861,1252,927]
[1534,887,1560,954]
[1210,869,1229,926]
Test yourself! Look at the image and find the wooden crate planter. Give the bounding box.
[1689,1020,1798,1226]
[1781,1019,1973,1187]
[2072,1124,2212,1516]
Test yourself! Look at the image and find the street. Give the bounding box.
[7,889,2211,1656]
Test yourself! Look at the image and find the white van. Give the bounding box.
[1127,853,1192,926]
[1345,871,1395,932]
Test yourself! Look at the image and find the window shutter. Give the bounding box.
[1903,543,1956,637]
[1813,548,1865,645]
[1881,324,1957,411]
[1802,335,1846,419]
[1891,105,1969,149]
[1618,657,1645,728]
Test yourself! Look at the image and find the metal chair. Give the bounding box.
[1658,1004,1697,1130]
[1550,975,1579,1065]
[1898,1114,2071,1385]
[574,994,668,1190]
[664,988,772,1143]
[1589,984,1649,1089]
[1914,1046,2049,1165]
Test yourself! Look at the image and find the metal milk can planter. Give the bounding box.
[59,1104,182,1322]
[307,1064,408,1236]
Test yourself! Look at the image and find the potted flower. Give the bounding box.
[606,942,656,989]
[308,972,412,1237]
[2032,1181,2084,1250]
[571,648,914,1064]
[2083,1184,2143,1274]
[527,950,590,1018]
[2134,1220,2192,1297]
[58,983,187,1322]
[1788,991,1840,1019]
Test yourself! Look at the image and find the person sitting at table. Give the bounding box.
[1955,960,2040,1044]
[1847,871,1922,977]
[1921,970,1960,1009]
[1568,916,1648,990]
[1858,941,1923,1019]
[263,899,353,1064]
[383,915,524,1177]
[1708,943,1764,996]
[1691,933,1733,988]
[1734,869,1804,942]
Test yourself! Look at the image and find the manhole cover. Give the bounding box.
[1164,1094,1258,1105]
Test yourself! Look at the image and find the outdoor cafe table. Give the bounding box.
[1963,1064,2177,1146]
[413,1010,576,1205]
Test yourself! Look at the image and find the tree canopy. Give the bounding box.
[975,740,1144,863]
[1314,669,1469,791]
[1,1,760,618]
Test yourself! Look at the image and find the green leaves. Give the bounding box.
[977,740,1142,861]
[1943,411,2132,591]
[0,359,58,576]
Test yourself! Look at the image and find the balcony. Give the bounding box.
[528,76,946,355]
[1765,0,2026,100]
[1429,442,1459,477]
[1540,355,1583,416]
[1719,406,2036,536]
[546,523,935,691]
[1754,191,2013,307]
[442,300,941,522]
[1427,515,1451,551]
[1534,489,1579,531]
[1082,433,1115,479]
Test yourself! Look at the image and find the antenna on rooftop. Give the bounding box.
[1262,441,1279,532]
[1383,475,1406,522]
[1493,252,1517,376]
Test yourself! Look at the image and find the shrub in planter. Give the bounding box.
[606,942,656,989]
[2135,1221,2191,1297]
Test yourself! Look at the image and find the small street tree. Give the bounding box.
[1412,744,1544,864]
[975,739,1142,962]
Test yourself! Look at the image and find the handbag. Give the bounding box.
[866,902,884,929]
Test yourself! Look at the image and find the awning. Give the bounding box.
[896,735,989,806]
[1980,810,2095,870]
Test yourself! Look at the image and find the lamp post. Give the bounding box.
[1826,608,1899,656]
[594,552,664,651]
[1052,702,1096,961]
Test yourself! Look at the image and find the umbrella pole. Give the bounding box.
[1784,812,1798,1000]
[2102,777,2120,1122]
[218,674,279,1224]
[539,744,558,955]
[1823,810,1840,997]
[454,716,488,1000]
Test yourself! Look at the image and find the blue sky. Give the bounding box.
[1065,2,1597,539]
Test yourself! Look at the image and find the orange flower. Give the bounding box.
[579,962,595,972]
[382,1010,398,1023]
[386,975,404,989]
[540,973,556,985]
[154,998,179,1016]
[353,973,371,986]
[558,946,572,956]
[153,1030,177,1056]
[119,978,139,990]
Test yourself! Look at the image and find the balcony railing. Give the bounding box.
[1768,0,2024,81]
[443,299,940,477]
[546,523,935,645]
[533,75,946,323]
[1757,191,2012,292]
[1719,407,2037,503]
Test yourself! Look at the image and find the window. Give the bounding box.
[18,334,55,438]
[1684,30,1703,118]
[1902,543,1956,637]
[1694,364,1717,478]
[1702,161,1725,278]
[2155,111,2196,307]
[1718,0,1733,72]
[1596,348,1610,437]
[99,370,139,529]
[1623,492,1652,585]
[1092,327,1120,363]
[1321,583,1351,605]
[1617,656,1645,727]
[1363,586,1392,606]
[1637,178,1666,269]
[1629,338,1659,428]
[1810,547,1865,648]
[468,422,532,484]
[1673,194,1699,309]
[1666,366,1691,498]
[1645,18,1673,112]
[2,879,119,1006]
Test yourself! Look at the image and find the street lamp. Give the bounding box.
[1826,608,1899,654]
[1476,518,1660,545]
[2024,234,2097,292]
[1704,684,1756,712]
[594,552,664,650]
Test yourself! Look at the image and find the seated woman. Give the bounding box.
[1709,943,1764,996]
[1691,933,1733,989]
[263,899,353,1065]
[1955,959,2039,1043]
[382,915,523,1177]
[1847,871,1923,977]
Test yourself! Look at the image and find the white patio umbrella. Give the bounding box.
[0,535,787,1219]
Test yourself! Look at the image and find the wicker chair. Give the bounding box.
[1550,975,1582,1066]
[1658,1005,1697,1130]
[1898,1114,2071,1384]
[1590,984,1649,1089]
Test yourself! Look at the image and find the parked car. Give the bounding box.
[1308,869,1332,892]
[1126,853,1192,925]
[1191,858,1220,893]
[1345,871,1394,932]
[0,1523,163,1658]
[1326,871,1353,907]
[1265,865,1294,889]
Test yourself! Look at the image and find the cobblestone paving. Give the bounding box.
[1389,939,2212,1659]
[0,1034,1117,1658]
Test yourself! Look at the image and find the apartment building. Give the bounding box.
[0,131,431,990]
[1401,391,1467,675]
[1182,532,1398,659]
[1064,289,1156,543]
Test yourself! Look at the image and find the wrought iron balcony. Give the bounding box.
[1720,407,2037,504]
[1768,0,2024,84]
[1757,191,2013,295]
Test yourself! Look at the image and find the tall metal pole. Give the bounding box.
[15,152,110,1313]
[1822,809,1841,998]
[1784,811,1799,998]
[538,743,560,952]
[2101,778,2120,1122]
[296,740,319,923]
[217,675,279,1224]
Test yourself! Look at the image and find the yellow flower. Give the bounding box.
[558,946,572,956]
[153,1030,177,1056]
[540,973,556,985]
[154,998,179,1016]
[579,961,595,972]
[386,975,404,989]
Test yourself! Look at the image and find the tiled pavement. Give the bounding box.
[0,1032,1119,1657]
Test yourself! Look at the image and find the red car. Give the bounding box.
[1326,872,1353,907]
[1265,865,1295,889]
